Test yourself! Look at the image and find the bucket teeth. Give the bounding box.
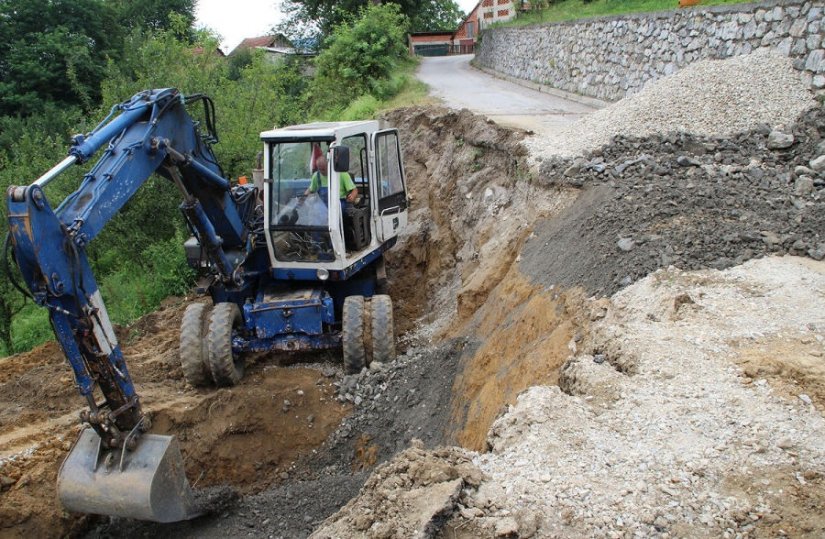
[57,429,201,523]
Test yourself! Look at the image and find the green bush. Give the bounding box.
[310,4,410,118]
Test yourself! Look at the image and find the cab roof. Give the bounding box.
[260,120,379,142]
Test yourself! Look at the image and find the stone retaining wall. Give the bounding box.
[475,0,825,102]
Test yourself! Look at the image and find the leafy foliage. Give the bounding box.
[276,0,463,39]
[309,4,410,117]
[0,0,196,116]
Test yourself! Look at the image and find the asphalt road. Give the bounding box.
[416,54,597,133]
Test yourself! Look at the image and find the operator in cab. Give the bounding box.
[304,154,359,209]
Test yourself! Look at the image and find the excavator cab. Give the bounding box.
[261,121,408,273]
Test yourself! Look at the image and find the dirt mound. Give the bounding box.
[522,105,825,297]
[448,267,589,451]
[382,106,575,337]
[311,442,483,539]
[150,367,347,491]
[0,297,351,538]
[457,256,825,538]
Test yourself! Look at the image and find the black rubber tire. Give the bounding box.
[342,295,366,374]
[207,302,244,387]
[370,295,396,364]
[180,303,212,387]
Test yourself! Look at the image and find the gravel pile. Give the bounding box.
[521,105,825,297]
[326,340,463,463]
[528,49,816,160]
[460,257,825,538]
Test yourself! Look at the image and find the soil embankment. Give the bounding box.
[2,50,825,539]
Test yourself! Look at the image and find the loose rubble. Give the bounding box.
[311,443,483,539]
[527,50,816,161]
[522,104,825,297]
[457,257,825,538]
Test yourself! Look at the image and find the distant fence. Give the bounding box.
[412,43,475,57]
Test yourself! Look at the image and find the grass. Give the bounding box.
[6,236,193,356]
[339,59,435,121]
[494,0,754,27]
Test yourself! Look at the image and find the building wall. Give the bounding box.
[479,0,519,29]
[476,0,825,101]
[455,7,480,40]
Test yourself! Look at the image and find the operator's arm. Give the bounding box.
[304,172,319,196]
[342,172,358,202]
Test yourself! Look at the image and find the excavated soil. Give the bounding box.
[4,91,825,539]
[0,298,349,539]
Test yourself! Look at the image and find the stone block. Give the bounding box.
[743,20,757,39]
[770,6,784,22]
[790,18,808,38]
[806,49,825,71]
[776,37,793,56]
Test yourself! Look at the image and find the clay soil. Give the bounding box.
[0,297,349,539]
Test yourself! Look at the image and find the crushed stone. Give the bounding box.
[461,256,825,538]
[521,105,825,297]
[526,49,816,161]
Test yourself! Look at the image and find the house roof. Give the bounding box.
[410,31,455,37]
[229,34,291,56]
[192,46,225,57]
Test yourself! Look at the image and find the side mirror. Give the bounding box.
[333,146,350,173]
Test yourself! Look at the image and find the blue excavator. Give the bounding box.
[5,88,408,522]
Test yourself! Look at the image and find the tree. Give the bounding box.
[110,0,195,32]
[0,0,197,117]
[409,0,463,32]
[0,0,122,115]
[276,0,463,41]
[309,4,409,116]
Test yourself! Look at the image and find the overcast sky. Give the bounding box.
[195,0,480,53]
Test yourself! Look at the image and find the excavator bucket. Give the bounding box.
[57,429,201,523]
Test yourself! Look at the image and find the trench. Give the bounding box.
[0,107,586,539]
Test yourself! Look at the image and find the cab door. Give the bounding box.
[370,129,408,243]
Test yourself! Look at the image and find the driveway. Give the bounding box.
[416,55,598,134]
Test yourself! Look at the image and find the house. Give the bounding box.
[477,0,521,27]
[409,1,522,56]
[229,34,314,61]
[408,31,455,56]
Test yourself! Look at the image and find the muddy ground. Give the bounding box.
[2,101,825,538]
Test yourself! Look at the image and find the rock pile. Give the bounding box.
[527,49,816,160]
[521,105,825,296]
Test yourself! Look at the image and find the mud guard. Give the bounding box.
[57,429,200,523]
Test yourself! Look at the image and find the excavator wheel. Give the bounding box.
[370,295,396,364]
[207,302,244,386]
[180,303,212,387]
[343,295,367,374]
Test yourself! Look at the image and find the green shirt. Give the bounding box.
[309,171,356,199]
